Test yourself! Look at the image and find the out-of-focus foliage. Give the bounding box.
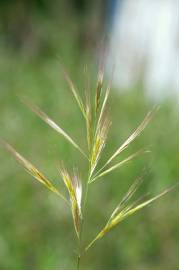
[0,2,179,270]
[0,0,104,54]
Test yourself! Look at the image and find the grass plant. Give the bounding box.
[1,62,178,270]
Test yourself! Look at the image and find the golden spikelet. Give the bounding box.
[21,98,87,158]
[95,69,104,114]
[0,140,67,202]
[85,181,179,251]
[95,48,108,115]
[85,89,93,153]
[62,66,86,118]
[91,149,150,183]
[103,107,159,169]
[97,68,114,127]
[90,117,110,177]
[59,166,82,238]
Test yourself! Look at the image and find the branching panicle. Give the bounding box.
[1,61,177,270]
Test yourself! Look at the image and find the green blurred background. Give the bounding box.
[0,1,179,269]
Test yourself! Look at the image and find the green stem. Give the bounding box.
[76,160,91,269]
[76,100,96,269]
[77,254,81,270]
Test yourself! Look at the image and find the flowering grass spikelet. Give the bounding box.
[60,166,82,238]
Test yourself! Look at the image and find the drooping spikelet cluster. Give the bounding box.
[59,166,82,238]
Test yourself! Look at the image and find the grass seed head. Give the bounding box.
[1,61,178,268]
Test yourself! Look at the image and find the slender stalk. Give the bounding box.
[77,254,81,270]
[76,225,82,270]
[76,147,92,269]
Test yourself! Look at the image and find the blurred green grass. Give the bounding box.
[0,29,179,270]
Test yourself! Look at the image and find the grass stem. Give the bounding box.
[77,255,81,270]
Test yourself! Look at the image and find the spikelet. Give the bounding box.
[0,140,67,202]
[85,181,179,251]
[90,117,110,177]
[97,68,114,127]
[60,166,82,238]
[88,70,114,178]
[85,89,93,153]
[109,175,145,220]
[21,98,87,158]
[95,68,104,114]
[62,66,86,118]
[103,107,159,168]
[91,149,149,183]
